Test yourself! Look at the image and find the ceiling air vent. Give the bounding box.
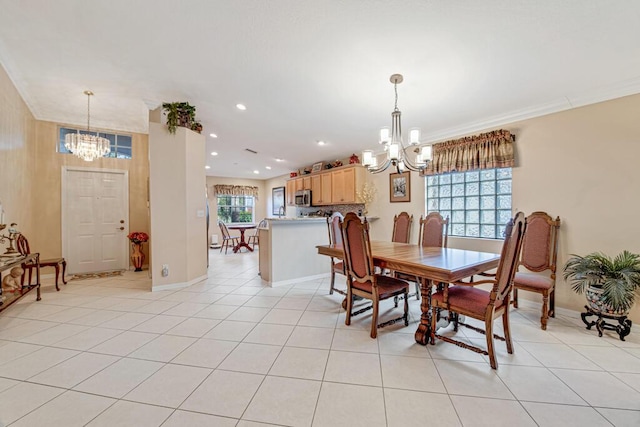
[245,148,258,154]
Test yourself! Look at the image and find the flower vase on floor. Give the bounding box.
[131,243,145,272]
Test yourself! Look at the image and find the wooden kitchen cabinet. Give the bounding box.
[311,173,332,206]
[286,179,296,205]
[331,167,357,204]
[287,164,366,206]
[303,176,311,190]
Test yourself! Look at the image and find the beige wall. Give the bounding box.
[0,63,36,238]
[364,93,640,321]
[0,63,150,267]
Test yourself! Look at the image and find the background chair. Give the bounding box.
[327,212,347,296]
[218,221,239,254]
[395,212,449,300]
[391,212,413,244]
[430,212,526,369]
[247,219,267,249]
[16,234,67,291]
[341,212,410,338]
[512,211,560,330]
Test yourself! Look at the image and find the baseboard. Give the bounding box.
[152,274,208,292]
[269,272,330,288]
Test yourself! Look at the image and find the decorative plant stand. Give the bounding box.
[131,243,145,272]
[581,305,632,341]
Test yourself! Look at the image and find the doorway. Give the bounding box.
[62,167,129,274]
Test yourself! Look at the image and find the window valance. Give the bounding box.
[421,129,515,176]
[213,185,259,199]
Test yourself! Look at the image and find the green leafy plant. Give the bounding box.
[563,251,640,313]
[162,102,200,134]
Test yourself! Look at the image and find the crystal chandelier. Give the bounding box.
[362,74,431,173]
[64,91,111,161]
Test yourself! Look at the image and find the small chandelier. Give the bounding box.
[64,90,111,161]
[362,74,432,173]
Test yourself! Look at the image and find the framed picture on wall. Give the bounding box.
[272,186,285,215]
[390,171,410,202]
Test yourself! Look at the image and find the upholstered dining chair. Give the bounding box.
[218,221,239,254]
[327,212,347,296]
[341,212,410,339]
[512,211,560,330]
[395,212,449,300]
[247,219,267,249]
[430,212,526,369]
[391,212,413,244]
[16,234,67,291]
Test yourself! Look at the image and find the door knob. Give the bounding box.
[118,227,124,230]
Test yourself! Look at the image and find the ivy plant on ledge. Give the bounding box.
[162,102,202,134]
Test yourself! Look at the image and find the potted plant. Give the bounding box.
[127,231,149,272]
[564,250,640,315]
[162,102,200,134]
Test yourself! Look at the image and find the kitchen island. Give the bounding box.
[258,217,329,286]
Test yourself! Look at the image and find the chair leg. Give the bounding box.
[329,266,335,295]
[512,288,519,308]
[403,290,409,326]
[430,305,438,343]
[345,288,353,326]
[485,316,498,369]
[61,260,68,284]
[219,240,224,253]
[549,287,555,318]
[370,296,379,339]
[503,306,514,355]
[28,268,33,287]
[54,265,60,291]
[541,291,549,331]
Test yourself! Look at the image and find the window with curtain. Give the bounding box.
[423,129,514,239]
[217,195,255,224]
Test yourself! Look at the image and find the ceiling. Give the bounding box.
[1,0,639,179]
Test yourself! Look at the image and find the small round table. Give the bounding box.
[227,224,257,253]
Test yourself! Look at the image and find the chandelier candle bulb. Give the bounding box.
[362,150,374,167]
[388,142,400,161]
[379,127,390,144]
[409,128,420,144]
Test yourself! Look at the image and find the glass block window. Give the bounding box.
[58,127,132,159]
[426,168,512,239]
[217,196,255,224]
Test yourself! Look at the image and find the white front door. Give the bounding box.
[62,167,129,274]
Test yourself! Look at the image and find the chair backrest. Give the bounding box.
[327,212,344,245]
[16,234,30,255]
[254,219,268,236]
[340,212,376,289]
[391,212,413,243]
[218,221,231,239]
[419,212,449,248]
[491,212,527,302]
[519,211,560,274]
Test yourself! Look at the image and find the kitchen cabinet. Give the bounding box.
[311,173,332,206]
[286,179,296,205]
[331,167,357,204]
[286,164,367,206]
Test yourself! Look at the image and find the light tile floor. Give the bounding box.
[1,249,640,426]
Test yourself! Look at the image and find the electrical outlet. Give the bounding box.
[161,264,169,277]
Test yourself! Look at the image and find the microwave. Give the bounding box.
[295,190,311,207]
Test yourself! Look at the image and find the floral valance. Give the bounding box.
[421,129,515,176]
[213,185,259,199]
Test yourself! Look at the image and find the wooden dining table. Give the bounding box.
[316,241,501,345]
[227,224,257,253]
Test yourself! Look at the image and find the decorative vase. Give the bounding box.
[585,285,627,317]
[131,243,145,272]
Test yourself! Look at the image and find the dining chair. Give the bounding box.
[512,211,560,330]
[16,234,67,291]
[247,219,267,249]
[395,212,449,300]
[430,212,526,369]
[391,212,413,244]
[218,221,239,254]
[341,212,410,339]
[327,212,347,296]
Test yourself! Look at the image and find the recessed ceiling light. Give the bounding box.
[236,104,247,110]
[317,140,326,146]
[275,158,284,162]
[265,166,272,170]
[209,133,217,138]
[253,170,259,174]
[211,152,218,156]
[205,166,211,169]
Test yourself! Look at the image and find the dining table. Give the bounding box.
[316,241,501,345]
[227,223,257,253]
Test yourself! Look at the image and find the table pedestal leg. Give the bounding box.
[233,229,254,253]
[414,278,432,345]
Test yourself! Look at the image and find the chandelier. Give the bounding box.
[362,74,431,173]
[64,91,111,161]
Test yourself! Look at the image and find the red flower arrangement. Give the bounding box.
[127,232,149,244]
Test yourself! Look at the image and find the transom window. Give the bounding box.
[426,168,512,239]
[58,127,132,159]
[217,196,255,224]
